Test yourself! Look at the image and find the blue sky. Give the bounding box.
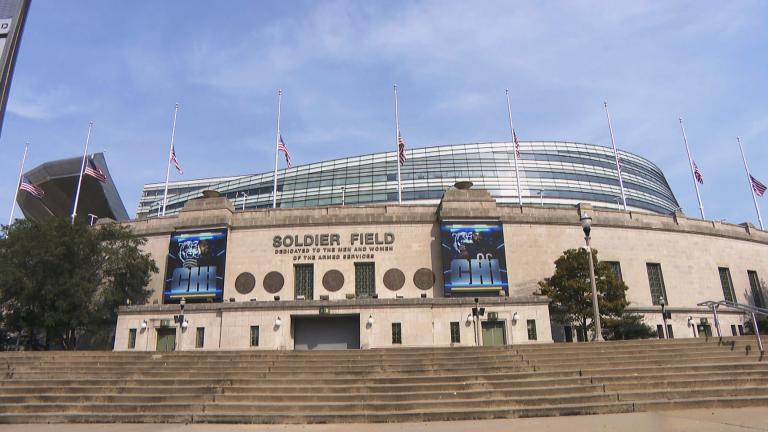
[1,1,767,224]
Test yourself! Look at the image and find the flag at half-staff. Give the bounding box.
[751,175,767,197]
[84,157,107,182]
[604,101,627,211]
[737,136,764,230]
[19,176,44,198]
[505,89,523,206]
[161,103,182,216]
[397,131,406,165]
[678,118,705,219]
[278,134,292,168]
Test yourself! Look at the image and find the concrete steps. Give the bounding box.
[0,337,765,423]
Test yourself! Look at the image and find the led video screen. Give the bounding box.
[163,229,227,303]
[441,223,508,296]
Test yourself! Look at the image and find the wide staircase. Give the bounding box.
[0,336,765,423]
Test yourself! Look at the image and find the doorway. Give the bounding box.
[481,321,506,346]
[156,328,176,352]
[294,315,360,350]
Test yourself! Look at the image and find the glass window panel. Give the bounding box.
[646,263,668,305]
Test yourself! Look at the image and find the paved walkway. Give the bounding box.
[0,408,766,432]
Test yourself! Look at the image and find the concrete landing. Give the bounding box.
[0,408,766,432]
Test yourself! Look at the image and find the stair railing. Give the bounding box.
[697,300,768,353]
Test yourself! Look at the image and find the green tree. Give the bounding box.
[603,314,657,340]
[536,248,629,340]
[0,218,157,350]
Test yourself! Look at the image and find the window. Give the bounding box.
[294,264,314,300]
[128,328,137,349]
[195,327,205,348]
[719,268,736,302]
[250,326,260,347]
[667,324,674,339]
[564,326,573,343]
[646,263,668,305]
[738,325,745,336]
[392,322,402,344]
[355,262,376,297]
[450,321,460,344]
[731,324,738,336]
[656,325,665,339]
[527,320,537,341]
[748,271,764,308]
[605,261,623,282]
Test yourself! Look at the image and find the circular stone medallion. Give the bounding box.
[263,271,284,294]
[322,270,344,292]
[383,268,405,291]
[413,268,436,290]
[234,272,256,295]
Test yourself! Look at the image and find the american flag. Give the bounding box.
[616,153,623,174]
[398,131,406,165]
[751,175,767,197]
[170,144,183,174]
[19,176,44,198]
[512,129,521,159]
[278,134,292,168]
[84,158,107,182]
[693,161,703,184]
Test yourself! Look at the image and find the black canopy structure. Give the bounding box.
[16,152,129,223]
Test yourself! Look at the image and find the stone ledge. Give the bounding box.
[119,295,549,314]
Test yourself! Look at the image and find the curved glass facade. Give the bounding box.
[137,141,679,218]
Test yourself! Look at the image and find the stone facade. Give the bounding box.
[114,187,768,351]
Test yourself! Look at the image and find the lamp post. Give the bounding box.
[659,296,668,339]
[341,186,346,206]
[176,297,186,351]
[87,213,99,226]
[580,212,604,342]
[236,191,248,211]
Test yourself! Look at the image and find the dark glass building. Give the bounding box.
[137,141,679,218]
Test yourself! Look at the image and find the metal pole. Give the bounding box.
[585,237,604,341]
[660,302,668,339]
[394,85,402,204]
[711,305,721,338]
[71,122,93,224]
[272,90,282,209]
[341,186,346,206]
[161,103,180,217]
[604,101,628,211]
[506,90,523,206]
[737,137,764,230]
[679,118,705,219]
[751,312,764,353]
[8,143,28,226]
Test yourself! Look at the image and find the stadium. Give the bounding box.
[136,141,680,218]
[111,141,768,352]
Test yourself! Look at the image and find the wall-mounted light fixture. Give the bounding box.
[181,320,189,329]
[687,316,694,326]
[140,320,148,329]
[512,312,520,323]
[275,316,282,327]
[466,313,473,325]
[367,315,374,325]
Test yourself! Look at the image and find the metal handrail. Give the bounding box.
[697,300,766,352]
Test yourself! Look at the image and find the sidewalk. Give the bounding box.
[0,408,766,432]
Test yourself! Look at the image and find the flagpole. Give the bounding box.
[7,143,29,226]
[71,121,93,224]
[394,84,402,204]
[604,101,628,211]
[505,90,523,206]
[272,90,282,209]
[679,118,705,219]
[737,136,764,230]
[161,103,180,217]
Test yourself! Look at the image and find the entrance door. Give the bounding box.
[482,321,506,346]
[294,316,360,350]
[156,328,176,352]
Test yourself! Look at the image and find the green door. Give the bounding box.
[156,328,176,352]
[482,321,506,346]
